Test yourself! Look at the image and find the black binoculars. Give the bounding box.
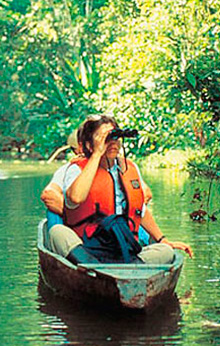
[106,128,138,141]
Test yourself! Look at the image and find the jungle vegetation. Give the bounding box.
[0,0,220,182]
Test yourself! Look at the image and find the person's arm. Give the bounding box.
[41,183,64,215]
[41,163,69,215]
[141,209,193,258]
[133,163,152,205]
[143,182,152,205]
[66,152,102,204]
[140,209,164,241]
[66,126,110,204]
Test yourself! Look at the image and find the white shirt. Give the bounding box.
[50,163,70,189]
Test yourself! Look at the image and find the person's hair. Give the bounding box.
[77,125,83,144]
[81,114,118,158]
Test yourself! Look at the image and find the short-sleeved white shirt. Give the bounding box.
[50,163,70,189]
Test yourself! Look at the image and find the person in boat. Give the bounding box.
[41,127,84,230]
[41,125,153,244]
[46,114,193,265]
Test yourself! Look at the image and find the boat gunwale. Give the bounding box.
[37,219,184,277]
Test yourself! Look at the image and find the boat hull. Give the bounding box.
[38,219,183,310]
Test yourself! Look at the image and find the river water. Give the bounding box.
[0,161,220,346]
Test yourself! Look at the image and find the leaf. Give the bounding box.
[63,58,86,96]
[186,72,196,88]
[48,73,68,108]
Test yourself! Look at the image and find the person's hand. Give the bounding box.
[92,123,114,157]
[41,189,64,215]
[162,239,193,258]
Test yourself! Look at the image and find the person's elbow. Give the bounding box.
[40,189,47,202]
[66,189,85,204]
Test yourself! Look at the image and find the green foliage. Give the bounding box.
[186,123,220,222]
[138,149,192,170]
[187,126,220,180]
[0,0,103,157]
[94,0,220,155]
[1,0,220,161]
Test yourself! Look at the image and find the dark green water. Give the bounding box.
[1,161,220,346]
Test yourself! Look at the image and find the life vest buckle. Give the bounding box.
[135,209,142,216]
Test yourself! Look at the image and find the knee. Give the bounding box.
[49,224,65,241]
[49,224,77,247]
[159,243,174,263]
[49,225,82,257]
[139,243,174,264]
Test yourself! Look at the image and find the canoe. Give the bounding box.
[37,219,184,310]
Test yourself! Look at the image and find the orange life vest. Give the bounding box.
[63,158,144,239]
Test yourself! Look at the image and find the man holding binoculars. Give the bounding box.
[41,114,192,265]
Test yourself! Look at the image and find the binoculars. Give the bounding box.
[106,128,138,141]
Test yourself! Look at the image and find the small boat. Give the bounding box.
[37,219,184,310]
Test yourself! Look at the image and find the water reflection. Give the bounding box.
[0,163,220,346]
[38,278,182,346]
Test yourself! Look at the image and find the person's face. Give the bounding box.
[105,135,121,160]
[93,122,121,160]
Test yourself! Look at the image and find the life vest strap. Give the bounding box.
[70,203,107,228]
[83,214,142,263]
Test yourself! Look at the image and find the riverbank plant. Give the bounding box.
[187,137,220,222]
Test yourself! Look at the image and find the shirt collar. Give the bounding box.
[109,159,123,173]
